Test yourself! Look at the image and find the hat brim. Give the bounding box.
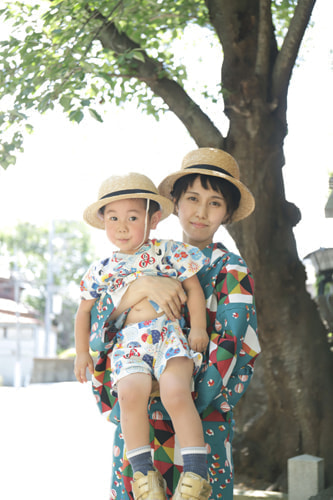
[158,168,255,222]
[84,192,174,229]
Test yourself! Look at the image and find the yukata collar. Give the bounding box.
[202,242,228,266]
[113,239,152,258]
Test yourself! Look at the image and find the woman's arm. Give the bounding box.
[209,260,260,410]
[112,275,187,321]
[89,275,187,352]
[194,249,260,413]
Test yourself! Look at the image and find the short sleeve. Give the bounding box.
[80,259,111,300]
[165,241,208,281]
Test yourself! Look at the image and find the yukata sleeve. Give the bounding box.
[89,282,133,352]
[166,240,209,281]
[208,258,260,412]
[80,262,104,300]
[81,261,128,352]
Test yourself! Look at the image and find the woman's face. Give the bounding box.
[175,176,228,250]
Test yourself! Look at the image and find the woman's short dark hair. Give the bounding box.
[171,173,240,223]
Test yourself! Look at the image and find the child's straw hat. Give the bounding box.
[84,172,174,229]
[158,147,255,222]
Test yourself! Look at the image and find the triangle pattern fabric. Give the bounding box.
[215,265,254,305]
[150,419,183,497]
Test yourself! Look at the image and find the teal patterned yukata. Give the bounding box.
[91,242,260,499]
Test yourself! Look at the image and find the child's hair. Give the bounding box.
[171,173,240,223]
[146,199,160,217]
[98,198,160,219]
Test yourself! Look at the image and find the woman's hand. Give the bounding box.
[121,276,187,321]
[145,276,187,320]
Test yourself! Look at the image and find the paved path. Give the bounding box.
[0,382,115,500]
[0,382,287,500]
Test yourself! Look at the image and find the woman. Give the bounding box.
[91,147,260,499]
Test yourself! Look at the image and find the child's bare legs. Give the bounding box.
[159,357,208,479]
[118,372,152,448]
[160,357,204,447]
[118,373,167,498]
[117,373,154,474]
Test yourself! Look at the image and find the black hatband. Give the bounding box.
[100,188,156,201]
[185,164,234,178]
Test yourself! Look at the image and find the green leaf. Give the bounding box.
[25,123,33,134]
[69,109,84,123]
[88,108,103,122]
[132,51,145,63]
[59,95,72,111]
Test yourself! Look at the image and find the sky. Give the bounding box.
[0,1,332,270]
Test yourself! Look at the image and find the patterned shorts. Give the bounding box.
[110,315,202,387]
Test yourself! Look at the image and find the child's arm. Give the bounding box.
[74,298,96,383]
[182,275,209,352]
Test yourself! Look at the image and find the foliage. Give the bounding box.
[0,220,97,347]
[0,0,208,168]
[58,346,98,358]
[271,0,298,39]
[0,220,95,286]
[0,0,296,168]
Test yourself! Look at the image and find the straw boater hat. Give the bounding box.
[158,147,255,222]
[84,172,174,229]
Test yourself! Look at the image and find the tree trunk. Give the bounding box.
[92,0,333,487]
[230,125,333,488]
[206,0,333,487]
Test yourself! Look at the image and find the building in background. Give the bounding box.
[0,276,57,386]
[324,175,333,218]
[304,176,333,337]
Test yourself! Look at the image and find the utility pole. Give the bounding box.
[13,250,22,388]
[44,220,54,357]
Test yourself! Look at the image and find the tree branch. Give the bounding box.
[255,0,272,92]
[93,12,224,148]
[272,0,316,101]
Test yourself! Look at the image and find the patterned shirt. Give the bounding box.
[80,239,208,348]
[80,238,208,302]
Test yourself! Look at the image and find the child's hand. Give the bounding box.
[188,328,209,353]
[74,352,94,383]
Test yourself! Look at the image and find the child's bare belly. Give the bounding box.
[124,298,164,325]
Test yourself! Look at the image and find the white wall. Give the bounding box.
[0,323,52,386]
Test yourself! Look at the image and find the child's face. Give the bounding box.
[175,176,228,250]
[103,198,160,254]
